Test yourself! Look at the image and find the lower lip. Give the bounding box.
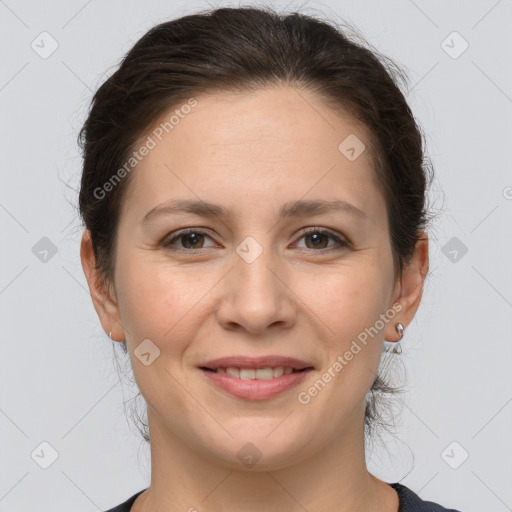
[200,368,312,400]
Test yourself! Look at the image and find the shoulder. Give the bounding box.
[102,488,147,512]
[389,482,464,512]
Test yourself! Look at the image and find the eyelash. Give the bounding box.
[162,227,349,253]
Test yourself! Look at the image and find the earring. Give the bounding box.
[391,322,404,355]
[109,330,126,343]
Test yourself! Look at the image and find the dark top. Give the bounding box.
[103,483,463,511]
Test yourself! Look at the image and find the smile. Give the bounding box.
[199,366,313,400]
[203,366,302,379]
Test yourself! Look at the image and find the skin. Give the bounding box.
[81,85,428,512]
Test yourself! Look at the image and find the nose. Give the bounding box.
[215,243,297,335]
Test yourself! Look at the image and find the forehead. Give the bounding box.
[121,85,385,222]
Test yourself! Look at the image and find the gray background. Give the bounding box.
[1,0,511,511]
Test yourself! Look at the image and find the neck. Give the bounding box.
[132,404,398,512]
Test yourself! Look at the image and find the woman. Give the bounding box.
[78,6,463,511]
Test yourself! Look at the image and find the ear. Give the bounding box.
[385,230,429,342]
[80,229,125,342]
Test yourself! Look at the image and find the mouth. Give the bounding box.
[198,355,314,372]
[197,356,315,400]
[199,366,311,379]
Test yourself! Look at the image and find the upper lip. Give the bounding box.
[199,355,314,370]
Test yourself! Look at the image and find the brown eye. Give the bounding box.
[304,232,330,249]
[178,232,205,249]
[295,228,348,251]
[163,229,215,250]
[162,227,348,253]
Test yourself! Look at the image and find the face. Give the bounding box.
[84,85,421,471]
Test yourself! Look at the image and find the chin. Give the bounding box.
[202,430,314,472]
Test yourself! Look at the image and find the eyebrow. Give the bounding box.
[141,198,368,225]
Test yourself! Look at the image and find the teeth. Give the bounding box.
[273,367,284,378]
[255,368,274,380]
[240,369,256,380]
[226,367,240,378]
[217,366,298,379]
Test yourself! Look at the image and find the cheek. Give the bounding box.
[115,254,182,341]
[115,252,220,350]
[294,267,389,423]
[298,259,391,340]
[115,259,205,404]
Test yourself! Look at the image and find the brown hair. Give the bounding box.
[77,5,434,445]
